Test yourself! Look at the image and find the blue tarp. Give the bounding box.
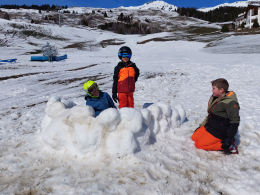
[31,54,67,61]
[0,59,17,62]
[31,56,49,61]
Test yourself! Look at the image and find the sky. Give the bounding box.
[0,0,244,9]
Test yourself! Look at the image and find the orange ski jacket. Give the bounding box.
[112,61,140,93]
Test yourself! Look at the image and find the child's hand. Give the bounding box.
[112,93,118,103]
[221,137,232,150]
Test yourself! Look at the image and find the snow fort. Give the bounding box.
[41,96,186,158]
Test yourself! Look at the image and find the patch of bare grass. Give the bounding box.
[10,23,26,29]
[0,71,52,81]
[186,26,220,34]
[233,28,260,35]
[67,64,98,71]
[143,72,165,79]
[28,42,39,46]
[100,39,125,48]
[63,41,100,51]
[0,39,9,47]
[25,50,42,55]
[137,37,177,44]
[45,74,109,85]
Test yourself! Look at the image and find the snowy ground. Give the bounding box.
[1,17,260,195]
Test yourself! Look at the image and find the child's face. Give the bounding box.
[212,85,225,97]
[122,56,129,63]
[90,87,99,96]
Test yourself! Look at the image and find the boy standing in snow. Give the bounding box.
[192,78,240,154]
[112,46,140,108]
[83,80,116,117]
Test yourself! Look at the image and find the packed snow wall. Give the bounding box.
[41,96,186,158]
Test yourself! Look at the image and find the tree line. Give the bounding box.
[177,6,247,23]
[0,4,68,11]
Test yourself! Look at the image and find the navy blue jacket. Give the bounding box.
[85,90,116,117]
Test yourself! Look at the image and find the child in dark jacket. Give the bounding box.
[112,46,140,108]
[192,78,240,154]
[83,80,116,117]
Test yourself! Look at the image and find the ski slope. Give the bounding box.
[198,1,248,12]
[0,16,260,194]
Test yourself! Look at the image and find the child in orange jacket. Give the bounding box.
[112,46,140,108]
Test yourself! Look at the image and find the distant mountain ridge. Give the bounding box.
[120,1,178,12]
[121,0,249,13]
[198,1,248,12]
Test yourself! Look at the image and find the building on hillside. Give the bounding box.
[244,1,260,28]
[219,22,235,30]
[235,12,246,28]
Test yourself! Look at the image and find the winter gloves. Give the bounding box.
[221,136,233,150]
[221,123,239,150]
[112,93,118,103]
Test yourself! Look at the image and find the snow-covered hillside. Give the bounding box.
[120,0,178,12]
[0,4,216,35]
[198,1,248,12]
[57,1,178,14]
[1,5,260,194]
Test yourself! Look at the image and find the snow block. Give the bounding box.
[134,109,152,150]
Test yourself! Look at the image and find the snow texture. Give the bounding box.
[1,3,260,194]
[120,0,178,12]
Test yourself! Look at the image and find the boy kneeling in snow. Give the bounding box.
[83,80,116,117]
[192,78,240,154]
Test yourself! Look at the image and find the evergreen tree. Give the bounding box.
[241,22,245,29]
[253,19,259,28]
[118,13,124,21]
[4,12,10,20]
[81,19,88,26]
[104,12,107,17]
[177,6,246,23]
[221,24,229,32]
[145,18,150,23]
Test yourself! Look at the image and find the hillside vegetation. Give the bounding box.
[177,6,247,23]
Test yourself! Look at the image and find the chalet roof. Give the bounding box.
[248,1,260,6]
[235,15,245,21]
[244,4,260,18]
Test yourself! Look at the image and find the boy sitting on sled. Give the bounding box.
[192,78,240,154]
